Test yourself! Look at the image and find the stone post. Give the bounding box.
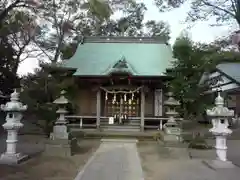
[50,90,69,140]
[205,91,235,168]
[0,90,28,164]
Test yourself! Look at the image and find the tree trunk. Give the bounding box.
[52,34,64,63]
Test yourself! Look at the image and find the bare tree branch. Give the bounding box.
[32,39,53,60]
[201,0,235,18]
[230,0,237,14]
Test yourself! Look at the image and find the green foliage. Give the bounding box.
[167,36,240,119]
[81,0,112,22]
[20,69,79,135]
[154,0,240,26]
[0,35,20,100]
[145,20,170,39]
[167,37,210,118]
[60,1,170,59]
[153,132,163,141]
[33,0,113,63]
[188,133,212,149]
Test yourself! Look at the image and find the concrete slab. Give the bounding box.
[0,153,28,165]
[203,160,236,170]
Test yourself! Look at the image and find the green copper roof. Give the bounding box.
[64,36,174,76]
[216,63,240,84]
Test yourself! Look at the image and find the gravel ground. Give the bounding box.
[0,135,100,180]
[137,140,240,180]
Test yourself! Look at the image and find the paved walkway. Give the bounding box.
[74,139,144,180]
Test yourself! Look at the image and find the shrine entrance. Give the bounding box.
[102,86,141,124]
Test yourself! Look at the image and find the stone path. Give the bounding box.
[74,139,144,180]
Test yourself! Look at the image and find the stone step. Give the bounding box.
[100,124,140,129]
[70,129,157,140]
[101,118,140,121]
[101,138,138,143]
[100,122,140,126]
[101,128,140,132]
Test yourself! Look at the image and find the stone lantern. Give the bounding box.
[50,90,69,140]
[0,90,28,164]
[206,91,235,167]
[163,92,182,141]
[46,90,78,156]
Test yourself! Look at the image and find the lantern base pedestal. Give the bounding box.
[203,160,236,169]
[44,138,79,157]
[0,153,28,165]
[46,124,79,156]
[163,134,182,142]
[50,124,69,140]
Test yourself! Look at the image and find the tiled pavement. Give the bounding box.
[74,139,240,180]
[74,139,144,180]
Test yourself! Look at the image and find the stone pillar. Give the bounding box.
[0,90,28,164]
[140,88,145,131]
[96,89,101,129]
[205,91,236,168]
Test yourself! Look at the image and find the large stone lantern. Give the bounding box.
[206,91,235,167]
[0,90,28,164]
[163,92,182,142]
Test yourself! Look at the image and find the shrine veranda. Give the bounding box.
[41,36,182,132]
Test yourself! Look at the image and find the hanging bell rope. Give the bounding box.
[100,86,143,94]
[113,94,116,102]
[105,92,108,100]
[124,94,127,101]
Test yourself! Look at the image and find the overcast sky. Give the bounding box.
[17,0,237,75]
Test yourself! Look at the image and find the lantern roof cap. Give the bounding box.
[0,89,27,112]
[53,90,69,105]
[206,92,234,117]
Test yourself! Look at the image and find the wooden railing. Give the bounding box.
[66,115,108,129]
[128,117,183,130]
[65,115,183,131]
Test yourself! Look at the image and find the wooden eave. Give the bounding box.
[40,63,77,76]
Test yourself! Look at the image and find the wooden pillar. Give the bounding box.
[96,89,101,129]
[154,89,163,116]
[140,88,145,131]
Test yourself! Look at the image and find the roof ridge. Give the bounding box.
[81,36,168,44]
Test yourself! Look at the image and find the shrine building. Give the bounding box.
[42,36,179,132]
[199,62,240,115]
